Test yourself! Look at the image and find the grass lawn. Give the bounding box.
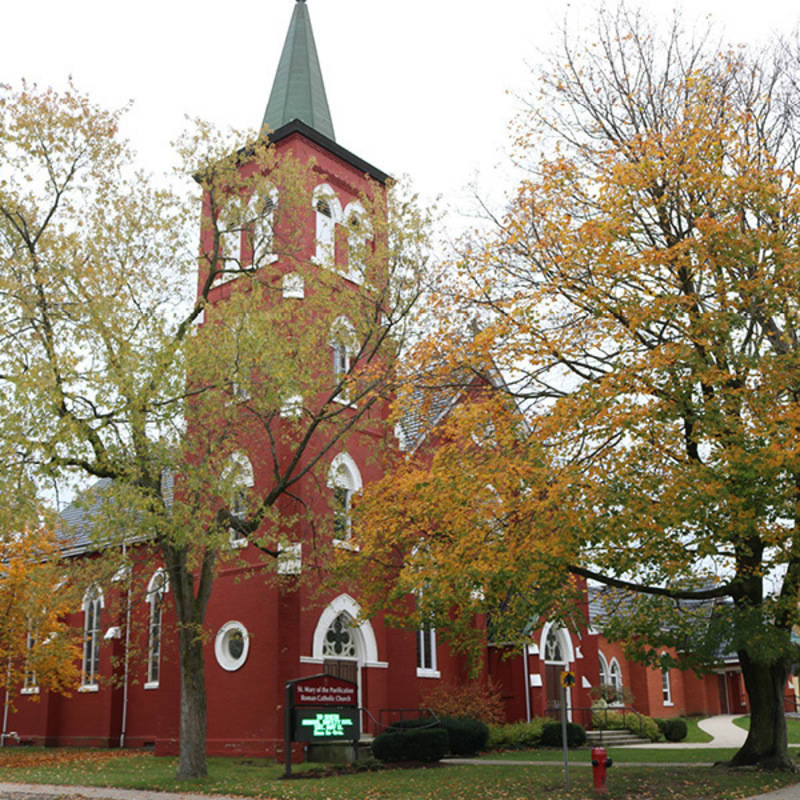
[734,715,800,743]
[682,716,714,743]
[0,749,798,800]
[476,746,742,763]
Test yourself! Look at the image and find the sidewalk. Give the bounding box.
[619,712,748,749]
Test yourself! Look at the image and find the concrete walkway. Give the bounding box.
[617,712,748,749]
[697,714,749,747]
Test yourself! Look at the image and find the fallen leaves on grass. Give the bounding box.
[0,749,141,769]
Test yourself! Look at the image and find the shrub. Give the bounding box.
[390,717,438,730]
[420,678,505,725]
[661,718,688,742]
[487,719,547,750]
[389,715,488,755]
[592,710,662,742]
[371,727,449,762]
[439,716,489,755]
[540,721,587,748]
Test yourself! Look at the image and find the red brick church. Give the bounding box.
[3,0,744,756]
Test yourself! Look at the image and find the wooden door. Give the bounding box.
[323,658,358,686]
[545,664,562,716]
[717,673,729,713]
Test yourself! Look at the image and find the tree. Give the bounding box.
[346,8,800,770]
[0,83,428,777]
[0,528,83,716]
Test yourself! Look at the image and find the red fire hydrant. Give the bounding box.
[591,746,613,793]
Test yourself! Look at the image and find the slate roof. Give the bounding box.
[394,385,460,453]
[588,584,741,665]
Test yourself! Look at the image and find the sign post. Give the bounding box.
[284,673,359,778]
[560,670,576,791]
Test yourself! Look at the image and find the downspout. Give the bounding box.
[119,541,131,748]
[522,647,531,723]
[1,657,11,746]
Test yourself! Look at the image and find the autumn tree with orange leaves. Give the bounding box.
[347,8,800,771]
[0,530,82,717]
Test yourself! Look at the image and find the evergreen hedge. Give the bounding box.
[540,720,587,747]
[371,727,449,762]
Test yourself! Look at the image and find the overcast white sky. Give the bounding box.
[1,0,796,227]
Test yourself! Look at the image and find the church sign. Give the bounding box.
[284,673,359,776]
[292,674,358,706]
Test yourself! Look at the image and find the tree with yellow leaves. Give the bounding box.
[348,9,800,771]
[0,83,428,777]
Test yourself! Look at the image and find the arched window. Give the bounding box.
[221,451,255,548]
[330,316,357,404]
[598,652,610,686]
[328,453,362,543]
[81,586,103,689]
[145,570,169,688]
[312,184,342,266]
[22,630,37,694]
[244,186,278,267]
[544,627,565,663]
[322,612,358,658]
[342,200,369,285]
[609,658,623,705]
[661,652,673,705]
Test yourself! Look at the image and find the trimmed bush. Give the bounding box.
[661,718,688,742]
[593,710,663,742]
[487,719,547,750]
[439,716,489,755]
[388,715,489,756]
[390,717,438,730]
[371,727,449,762]
[540,721,587,748]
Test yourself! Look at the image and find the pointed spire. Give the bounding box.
[262,0,336,141]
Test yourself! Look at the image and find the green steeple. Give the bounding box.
[262,0,335,141]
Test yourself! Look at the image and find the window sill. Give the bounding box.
[144,681,160,690]
[416,668,441,679]
[333,538,360,551]
[332,395,355,408]
[20,687,39,695]
[79,684,99,693]
[663,701,674,707]
[228,533,248,550]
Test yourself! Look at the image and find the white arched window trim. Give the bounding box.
[342,200,370,285]
[660,651,673,706]
[312,183,342,267]
[145,570,169,689]
[80,586,104,691]
[327,453,362,546]
[221,451,255,548]
[329,316,358,406]
[598,651,610,685]
[304,594,385,668]
[539,622,575,665]
[244,185,279,268]
[608,657,624,705]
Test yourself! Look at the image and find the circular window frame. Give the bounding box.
[214,621,250,672]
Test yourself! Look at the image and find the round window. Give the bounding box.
[214,621,250,671]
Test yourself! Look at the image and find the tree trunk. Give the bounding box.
[730,650,795,771]
[164,542,216,780]
[176,622,208,779]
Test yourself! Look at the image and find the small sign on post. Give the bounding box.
[284,673,359,778]
[560,670,576,791]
